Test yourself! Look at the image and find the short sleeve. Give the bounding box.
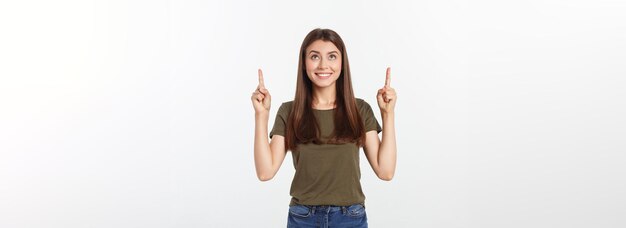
[269,102,290,138]
[358,99,382,134]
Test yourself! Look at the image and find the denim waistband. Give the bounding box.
[296,202,365,214]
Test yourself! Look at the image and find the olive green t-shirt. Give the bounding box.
[269,98,382,206]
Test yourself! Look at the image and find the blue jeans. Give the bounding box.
[287,203,368,228]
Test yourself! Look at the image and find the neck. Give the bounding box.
[312,85,337,108]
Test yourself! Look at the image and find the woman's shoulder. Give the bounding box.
[276,100,294,116]
[280,100,294,108]
[354,98,373,109]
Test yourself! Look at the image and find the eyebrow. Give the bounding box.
[309,50,339,55]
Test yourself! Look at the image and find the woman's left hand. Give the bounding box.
[377,67,397,114]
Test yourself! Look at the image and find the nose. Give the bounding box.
[317,58,329,69]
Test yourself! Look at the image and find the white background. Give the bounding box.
[1,0,625,227]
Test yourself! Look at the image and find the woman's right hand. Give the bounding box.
[251,69,271,114]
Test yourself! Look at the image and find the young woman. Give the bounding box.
[252,28,397,228]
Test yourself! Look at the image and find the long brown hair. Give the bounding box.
[285,28,365,151]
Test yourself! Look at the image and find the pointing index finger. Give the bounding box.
[258,69,265,89]
[385,67,391,87]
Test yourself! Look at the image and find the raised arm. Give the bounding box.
[364,67,397,181]
[251,69,287,181]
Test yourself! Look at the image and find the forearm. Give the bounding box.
[378,111,397,179]
[254,112,273,179]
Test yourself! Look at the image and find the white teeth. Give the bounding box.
[317,73,331,77]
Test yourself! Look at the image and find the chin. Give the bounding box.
[312,80,336,88]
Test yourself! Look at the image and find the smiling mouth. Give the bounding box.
[315,72,332,78]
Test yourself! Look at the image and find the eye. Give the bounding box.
[329,54,337,60]
[311,55,319,60]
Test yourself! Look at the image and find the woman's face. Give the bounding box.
[305,40,342,89]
